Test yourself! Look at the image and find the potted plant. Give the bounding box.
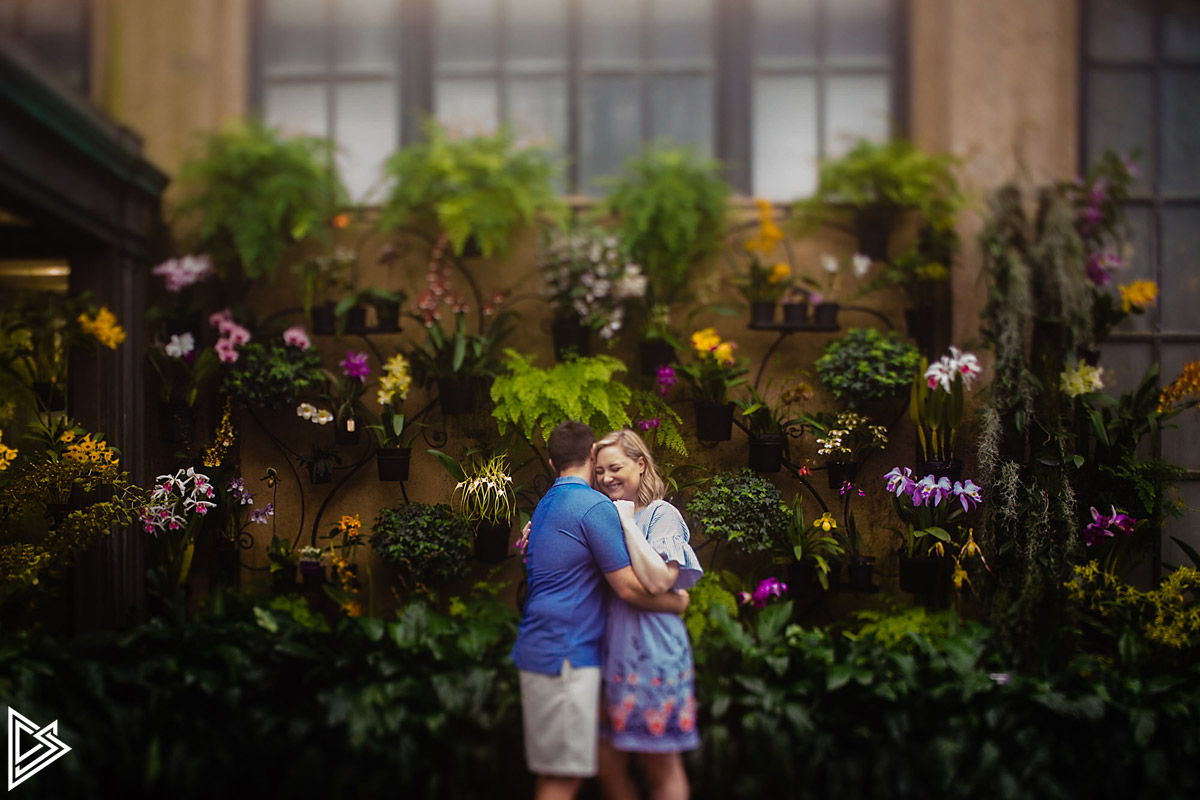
[266,534,299,593]
[676,327,749,442]
[139,467,219,586]
[367,352,420,481]
[173,118,347,287]
[430,450,518,564]
[912,345,983,480]
[298,545,325,587]
[295,247,356,335]
[538,226,647,359]
[685,468,789,557]
[602,144,730,358]
[791,137,961,263]
[147,332,220,442]
[322,349,372,446]
[340,285,406,333]
[370,501,472,588]
[378,118,565,260]
[731,198,792,326]
[815,327,921,412]
[884,465,983,599]
[776,495,845,592]
[733,378,811,473]
[220,328,325,410]
[809,410,889,490]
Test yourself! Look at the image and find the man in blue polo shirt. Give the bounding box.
[512,421,689,800]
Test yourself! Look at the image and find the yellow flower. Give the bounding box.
[78,306,127,349]
[816,512,837,532]
[691,328,721,355]
[1119,281,1157,313]
[1159,359,1200,413]
[0,442,16,471]
[712,341,736,365]
[767,262,791,284]
[58,431,75,443]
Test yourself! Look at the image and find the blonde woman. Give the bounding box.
[593,429,703,800]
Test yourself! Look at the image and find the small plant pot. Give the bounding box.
[813,302,839,328]
[437,378,476,415]
[160,403,196,443]
[341,305,368,335]
[693,401,734,442]
[847,555,875,591]
[552,315,591,361]
[299,560,324,588]
[376,447,412,482]
[334,415,361,446]
[639,339,675,376]
[311,301,337,336]
[309,464,332,485]
[898,549,945,596]
[33,381,66,412]
[374,301,401,332]
[915,457,963,484]
[474,519,512,564]
[904,306,936,358]
[271,567,299,594]
[781,302,810,326]
[749,301,776,326]
[748,434,784,473]
[854,206,898,262]
[826,460,859,491]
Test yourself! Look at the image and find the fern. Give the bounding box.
[629,390,687,456]
[490,351,632,444]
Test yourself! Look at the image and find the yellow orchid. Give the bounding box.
[1119,281,1157,313]
[816,512,837,532]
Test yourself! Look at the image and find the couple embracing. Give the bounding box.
[511,421,703,800]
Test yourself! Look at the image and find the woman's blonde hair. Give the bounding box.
[594,428,666,508]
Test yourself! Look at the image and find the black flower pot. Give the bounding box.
[474,519,512,564]
[640,339,675,376]
[847,555,875,591]
[904,306,936,358]
[748,434,784,473]
[299,560,324,588]
[334,415,361,446]
[311,302,337,336]
[694,402,734,442]
[915,457,963,484]
[342,305,368,335]
[813,302,839,328]
[898,549,945,596]
[552,315,591,361]
[374,301,401,332]
[826,460,859,491]
[781,302,810,327]
[376,447,412,482]
[160,403,196,443]
[749,301,776,326]
[854,205,900,262]
[272,567,299,594]
[438,377,476,416]
[309,465,332,485]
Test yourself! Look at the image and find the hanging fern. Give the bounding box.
[629,389,687,456]
[490,351,632,443]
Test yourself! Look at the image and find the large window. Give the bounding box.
[0,0,90,95]
[1082,0,1200,572]
[254,0,903,201]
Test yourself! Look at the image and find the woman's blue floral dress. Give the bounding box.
[600,500,704,752]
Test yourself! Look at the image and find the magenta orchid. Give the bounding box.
[656,364,677,397]
[340,350,371,381]
[742,576,789,609]
[282,325,312,351]
[1084,505,1136,547]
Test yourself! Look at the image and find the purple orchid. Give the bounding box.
[952,479,982,512]
[749,577,788,609]
[340,350,371,381]
[1084,505,1137,546]
[885,466,914,497]
[656,365,677,397]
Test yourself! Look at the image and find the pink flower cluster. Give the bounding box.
[209,309,251,363]
[413,237,470,327]
[1084,505,1135,547]
[924,346,982,393]
[655,365,676,398]
[151,254,214,293]
[885,467,982,513]
[636,418,660,432]
[283,325,311,350]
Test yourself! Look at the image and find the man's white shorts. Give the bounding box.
[518,659,601,777]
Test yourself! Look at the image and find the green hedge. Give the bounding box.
[2,595,1198,799]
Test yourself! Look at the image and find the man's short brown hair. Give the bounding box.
[547,421,595,473]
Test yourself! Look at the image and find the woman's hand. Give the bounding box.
[516,520,532,555]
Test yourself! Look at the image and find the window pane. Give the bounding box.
[650,76,713,157]
[435,0,498,75]
[579,77,642,194]
[508,77,568,156]
[827,0,891,68]
[825,74,890,158]
[1160,69,1200,199]
[1164,0,1200,62]
[1164,482,1200,568]
[264,83,328,138]
[1098,341,1155,395]
[753,75,818,199]
[335,0,397,73]
[264,0,327,78]
[1162,345,1200,471]
[335,83,398,203]
[1087,69,1156,196]
[435,78,499,134]
[1160,207,1200,332]
[1087,0,1154,61]
[651,0,713,68]
[581,0,641,68]
[754,0,817,69]
[507,0,567,74]
[1111,205,1156,335]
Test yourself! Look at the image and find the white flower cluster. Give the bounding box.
[1060,363,1104,398]
[924,346,982,393]
[139,468,217,536]
[539,230,647,340]
[297,403,333,425]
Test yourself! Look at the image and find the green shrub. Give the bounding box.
[815,327,920,409]
[685,469,788,555]
[370,502,471,586]
[220,338,324,409]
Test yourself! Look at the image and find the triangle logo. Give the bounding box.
[7,707,71,791]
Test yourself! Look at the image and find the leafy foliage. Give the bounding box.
[685,469,789,555]
[378,118,565,259]
[370,502,471,587]
[815,327,920,410]
[683,572,739,641]
[220,339,324,409]
[602,144,730,307]
[489,351,632,443]
[174,118,346,283]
